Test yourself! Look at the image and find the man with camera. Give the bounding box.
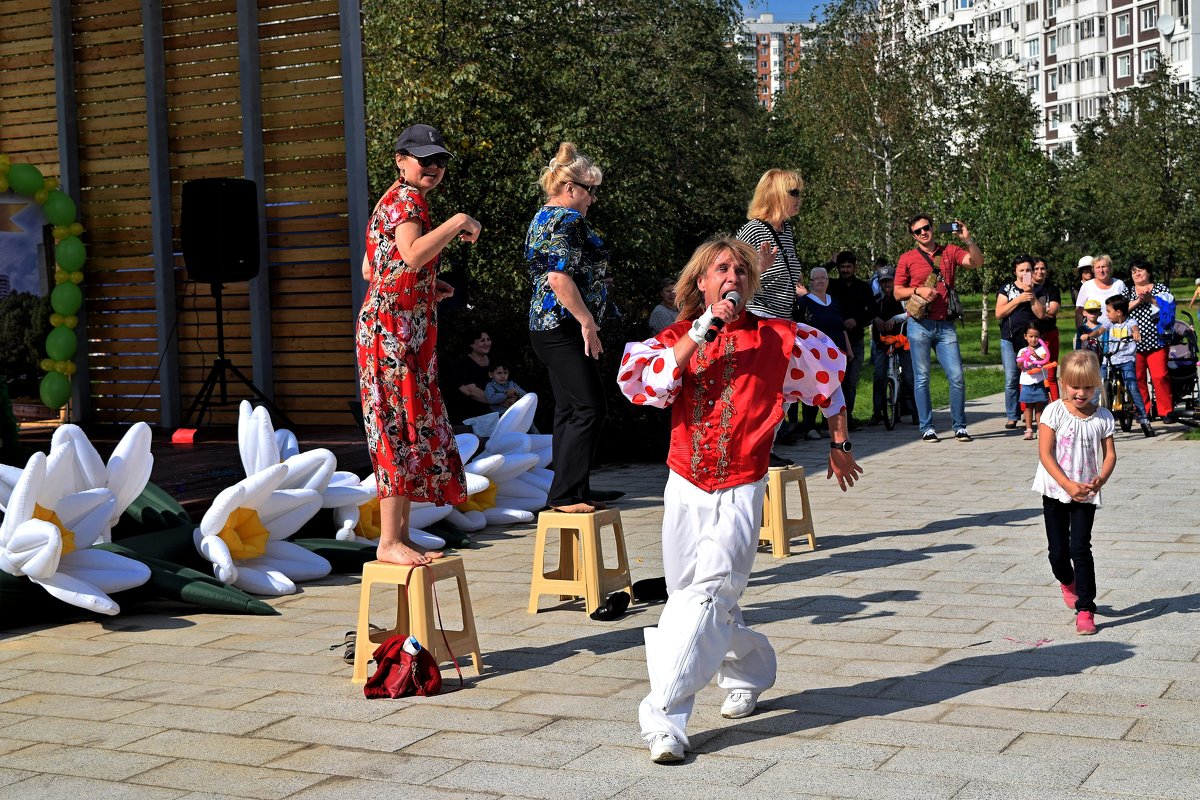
[893,214,984,442]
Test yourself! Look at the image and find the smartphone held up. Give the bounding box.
[937,221,960,234]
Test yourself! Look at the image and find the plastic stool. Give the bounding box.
[352,556,481,683]
[759,465,816,558]
[528,507,632,614]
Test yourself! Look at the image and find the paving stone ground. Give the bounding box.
[1,392,1198,799]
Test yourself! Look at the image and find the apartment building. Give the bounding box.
[925,0,1199,153]
[735,14,813,109]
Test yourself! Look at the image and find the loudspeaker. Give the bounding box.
[181,178,260,284]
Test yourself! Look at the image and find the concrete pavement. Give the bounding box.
[1,391,1198,799]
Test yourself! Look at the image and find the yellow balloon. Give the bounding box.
[50,313,65,327]
[54,270,68,285]
[64,362,77,376]
[40,358,55,372]
[69,223,84,236]
[45,177,60,191]
[34,188,49,204]
[69,271,84,284]
[0,177,8,193]
[55,361,70,374]
[64,315,78,329]
[0,153,9,167]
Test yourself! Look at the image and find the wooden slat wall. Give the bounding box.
[0,0,357,426]
[259,0,356,424]
[0,0,58,170]
[165,0,252,426]
[73,0,160,424]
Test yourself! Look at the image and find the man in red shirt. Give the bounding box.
[893,214,984,442]
[617,235,862,763]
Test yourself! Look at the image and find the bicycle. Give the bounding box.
[1101,350,1135,433]
[879,328,910,431]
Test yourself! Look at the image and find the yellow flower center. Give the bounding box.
[355,497,382,541]
[455,482,498,513]
[216,507,271,560]
[32,504,76,556]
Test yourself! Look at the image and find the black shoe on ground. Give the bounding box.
[954,428,972,442]
[922,429,939,442]
[1141,421,1156,438]
[769,451,795,469]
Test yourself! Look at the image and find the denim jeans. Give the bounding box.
[1114,360,1149,422]
[907,318,967,433]
[999,337,1020,423]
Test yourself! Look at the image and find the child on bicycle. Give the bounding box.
[1031,350,1116,635]
[1016,323,1051,440]
[1102,295,1154,437]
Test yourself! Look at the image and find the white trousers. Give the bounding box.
[639,470,777,748]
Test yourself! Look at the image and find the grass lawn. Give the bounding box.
[847,366,1006,423]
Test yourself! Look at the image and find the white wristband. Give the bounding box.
[688,308,716,345]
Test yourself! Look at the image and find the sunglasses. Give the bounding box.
[911,224,932,235]
[572,181,598,198]
[787,188,801,197]
[404,152,450,169]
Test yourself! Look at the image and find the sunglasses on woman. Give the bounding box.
[403,152,450,169]
[572,181,598,198]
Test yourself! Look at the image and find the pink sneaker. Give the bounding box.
[1075,610,1097,635]
[1060,582,1078,609]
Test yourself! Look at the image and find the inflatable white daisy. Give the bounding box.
[48,422,154,544]
[0,450,149,615]
[193,463,327,595]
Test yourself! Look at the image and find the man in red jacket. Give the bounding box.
[617,235,862,763]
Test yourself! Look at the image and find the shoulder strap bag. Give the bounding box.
[916,247,965,323]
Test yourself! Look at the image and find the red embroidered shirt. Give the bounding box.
[617,313,847,491]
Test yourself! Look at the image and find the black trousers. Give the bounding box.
[1042,495,1098,613]
[530,318,606,507]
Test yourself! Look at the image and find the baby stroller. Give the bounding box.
[1165,310,1199,417]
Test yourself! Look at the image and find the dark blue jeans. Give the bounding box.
[1043,496,1097,613]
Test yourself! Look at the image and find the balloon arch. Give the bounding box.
[0,154,87,411]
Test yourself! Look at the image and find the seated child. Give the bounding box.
[1102,295,1154,437]
[484,362,526,413]
[1076,299,1106,356]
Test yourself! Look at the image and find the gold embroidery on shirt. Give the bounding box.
[713,336,738,483]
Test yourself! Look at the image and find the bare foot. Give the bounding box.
[375,540,432,565]
[408,540,445,560]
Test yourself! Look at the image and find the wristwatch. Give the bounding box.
[830,440,853,452]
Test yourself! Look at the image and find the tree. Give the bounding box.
[1062,66,1200,280]
[0,291,52,399]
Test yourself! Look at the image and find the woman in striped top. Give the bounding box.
[735,169,804,320]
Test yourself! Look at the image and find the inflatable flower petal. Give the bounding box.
[455,395,551,526]
[0,451,147,615]
[331,474,448,550]
[194,463,327,595]
[47,423,154,543]
[238,400,341,507]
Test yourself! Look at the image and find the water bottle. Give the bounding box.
[401,635,422,656]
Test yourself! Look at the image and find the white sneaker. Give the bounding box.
[721,689,760,719]
[648,733,685,763]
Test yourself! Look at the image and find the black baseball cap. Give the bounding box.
[395,124,453,158]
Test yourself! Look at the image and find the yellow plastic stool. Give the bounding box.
[759,465,817,558]
[528,507,633,614]
[352,556,481,684]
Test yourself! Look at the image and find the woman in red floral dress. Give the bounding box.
[356,123,482,566]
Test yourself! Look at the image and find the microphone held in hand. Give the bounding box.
[704,291,743,342]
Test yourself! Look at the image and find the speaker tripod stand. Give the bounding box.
[181,281,294,430]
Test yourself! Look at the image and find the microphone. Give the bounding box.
[704,291,742,342]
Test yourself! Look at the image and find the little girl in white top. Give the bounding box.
[1031,350,1117,636]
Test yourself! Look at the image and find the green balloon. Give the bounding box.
[42,190,77,226]
[55,235,86,272]
[51,281,83,315]
[46,326,77,361]
[40,371,71,410]
[7,163,45,195]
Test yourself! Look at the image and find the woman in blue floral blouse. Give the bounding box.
[526,142,609,513]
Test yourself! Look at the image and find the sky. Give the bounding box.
[741,0,826,23]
